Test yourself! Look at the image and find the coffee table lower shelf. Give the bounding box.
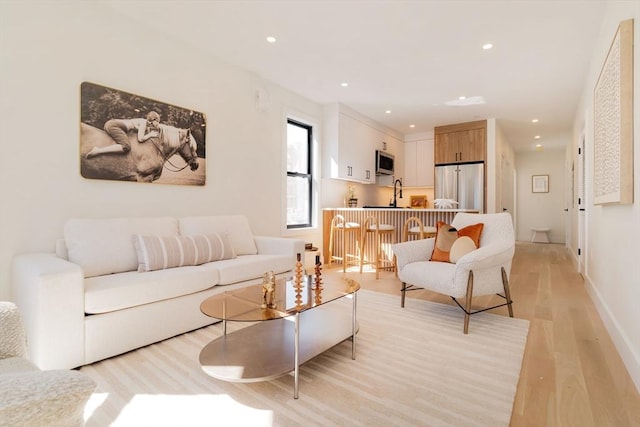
[199,303,357,384]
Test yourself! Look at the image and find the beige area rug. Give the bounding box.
[80,290,529,427]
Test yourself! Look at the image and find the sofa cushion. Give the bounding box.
[213,254,294,285]
[179,215,258,256]
[133,233,235,272]
[64,217,179,278]
[84,264,220,314]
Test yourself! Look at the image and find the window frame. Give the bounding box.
[286,118,313,230]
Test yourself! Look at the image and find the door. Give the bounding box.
[501,155,514,215]
[577,132,586,275]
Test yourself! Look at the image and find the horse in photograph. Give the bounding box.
[80,123,199,183]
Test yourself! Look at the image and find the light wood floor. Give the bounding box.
[324,242,640,426]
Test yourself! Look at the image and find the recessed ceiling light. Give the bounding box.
[531,118,539,123]
[266,36,276,43]
[459,96,466,100]
[534,135,541,139]
[385,110,391,114]
[340,82,349,87]
[535,144,542,148]
[482,43,493,50]
[409,124,415,128]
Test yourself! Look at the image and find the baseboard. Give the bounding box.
[584,272,640,393]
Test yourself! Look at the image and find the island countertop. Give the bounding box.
[322,208,480,264]
[323,208,479,212]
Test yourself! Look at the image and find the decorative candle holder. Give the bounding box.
[314,254,323,291]
[294,253,305,308]
[261,271,277,309]
[294,253,304,287]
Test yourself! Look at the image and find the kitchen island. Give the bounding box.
[322,208,479,268]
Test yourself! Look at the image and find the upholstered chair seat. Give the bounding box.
[0,302,96,426]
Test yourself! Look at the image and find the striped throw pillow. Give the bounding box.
[133,233,236,272]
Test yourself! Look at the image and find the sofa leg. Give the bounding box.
[501,267,514,318]
[401,282,406,308]
[463,271,474,334]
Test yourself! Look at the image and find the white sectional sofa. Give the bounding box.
[11,215,304,370]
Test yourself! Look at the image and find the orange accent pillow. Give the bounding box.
[431,221,484,263]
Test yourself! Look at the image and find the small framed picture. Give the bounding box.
[532,175,549,193]
[410,195,427,208]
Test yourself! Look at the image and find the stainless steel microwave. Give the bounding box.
[375,150,394,175]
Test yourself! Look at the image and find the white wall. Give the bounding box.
[515,149,567,243]
[0,1,323,299]
[570,1,640,391]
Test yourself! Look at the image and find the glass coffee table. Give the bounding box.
[199,275,360,399]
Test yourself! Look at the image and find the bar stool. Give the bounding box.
[359,216,396,279]
[328,215,361,272]
[402,217,437,242]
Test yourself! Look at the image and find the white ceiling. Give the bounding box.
[105,0,607,152]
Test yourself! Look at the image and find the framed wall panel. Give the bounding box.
[532,175,549,193]
[593,19,634,205]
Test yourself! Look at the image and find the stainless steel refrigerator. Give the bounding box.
[434,163,484,212]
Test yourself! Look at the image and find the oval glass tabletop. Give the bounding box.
[200,275,360,322]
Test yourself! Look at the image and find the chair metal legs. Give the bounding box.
[457,267,514,333]
[400,267,514,334]
[401,281,407,307]
[401,267,515,334]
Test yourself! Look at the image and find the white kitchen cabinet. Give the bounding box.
[374,132,404,186]
[404,141,417,186]
[338,113,375,182]
[323,105,376,184]
[404,138,434,187]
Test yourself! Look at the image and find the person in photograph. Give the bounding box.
[86,111,161,158]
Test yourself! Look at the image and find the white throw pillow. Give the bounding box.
[133,233,236,272]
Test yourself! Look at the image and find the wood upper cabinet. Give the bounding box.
[434,120,486,165]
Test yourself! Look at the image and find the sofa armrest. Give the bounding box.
[456,241,515,272]
[452,242,515,296]
[11,253,86,370]
[0,369,96,426]
[253,236,305,258]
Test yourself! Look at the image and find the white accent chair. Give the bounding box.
[0,302,96,426]
[392,212,515,334]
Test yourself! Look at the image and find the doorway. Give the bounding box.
[501,155,515,222]
[577,131,586,275]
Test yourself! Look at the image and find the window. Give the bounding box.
[286,119,312,229]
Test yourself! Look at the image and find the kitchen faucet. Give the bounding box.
[391,178,403,207]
